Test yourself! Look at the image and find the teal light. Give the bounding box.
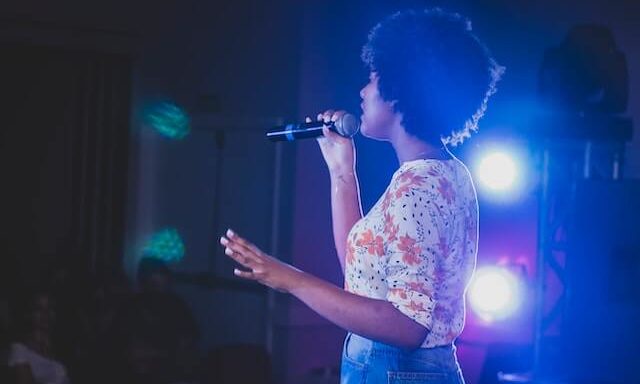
[142,228,186,262]
[145,101,191,139]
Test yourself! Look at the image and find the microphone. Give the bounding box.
[266,113,360,142]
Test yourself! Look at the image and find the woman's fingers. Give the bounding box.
[220,237,262,268]
[220,229,266,264]
[233,268,255,279]
[221,239,251,266]
[321,110,335,124]
[225,229,265,258]
[314,109,348,140]
[322,125,341,140]
[331,110,346,123]
[220,238,261,281]
[316,109,347,123]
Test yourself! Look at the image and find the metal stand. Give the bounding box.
[502,114,632,384]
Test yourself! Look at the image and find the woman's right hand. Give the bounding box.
[310,110,356,175]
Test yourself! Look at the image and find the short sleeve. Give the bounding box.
[383,167,452,330]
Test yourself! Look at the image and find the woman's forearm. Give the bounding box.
[219,222,427,348]
[329,171,363,273]
[290,271,428,349]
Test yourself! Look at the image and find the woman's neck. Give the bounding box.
[391,128,451,164]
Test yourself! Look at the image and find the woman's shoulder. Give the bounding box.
[390,158,475,202]
[397,157,464,174]
[393,158,465,185]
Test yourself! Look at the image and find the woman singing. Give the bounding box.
[220,8,503,383]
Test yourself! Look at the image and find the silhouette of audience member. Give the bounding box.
[7,288,70,384]
[137,256,173,294]
[104,257,200,384]
[70,269,132,384]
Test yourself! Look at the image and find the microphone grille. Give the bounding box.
[335,113,360,138]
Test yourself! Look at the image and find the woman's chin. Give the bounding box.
[359,125,373,139]
[360,124,388,141]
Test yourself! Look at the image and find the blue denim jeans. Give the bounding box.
[340,333,465,383]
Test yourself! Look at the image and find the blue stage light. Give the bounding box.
[477,151,518,191]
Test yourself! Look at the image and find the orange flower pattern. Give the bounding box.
[355,229,384,257]
[343,159,478,348]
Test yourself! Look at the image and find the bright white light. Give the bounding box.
[468,266,522,322]
[477,152,518,191]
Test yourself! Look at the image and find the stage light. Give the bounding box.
[468,266,523,322]
[142,227,185,262]
[477,151,518,192]
[145,101,190,139]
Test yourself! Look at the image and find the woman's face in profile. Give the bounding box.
[359,72,398,141]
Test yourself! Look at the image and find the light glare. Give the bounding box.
[469,266,522,322]
[477,152,517,191]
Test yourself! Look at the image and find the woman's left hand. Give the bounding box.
[220,229,304,293]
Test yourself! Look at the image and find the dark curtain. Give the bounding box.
[0,44,131,291]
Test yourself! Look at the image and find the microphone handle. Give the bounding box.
[295,121,338,134]
[266,121,336,142]
[287,124,326,139]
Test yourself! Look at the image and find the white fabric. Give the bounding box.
[8,342,70,384]
[344,158,478,348]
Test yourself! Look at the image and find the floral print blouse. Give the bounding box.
[344,158,478,348]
